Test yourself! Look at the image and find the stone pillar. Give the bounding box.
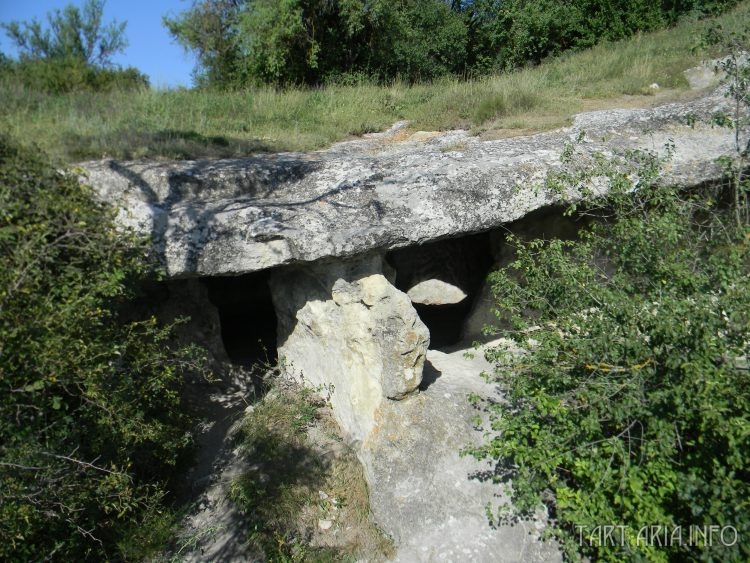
[269,253,429,443]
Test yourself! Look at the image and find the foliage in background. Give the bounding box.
[466,116,750,560]
[0,56,148,94]
[164,0,469,87]
[477,0,738,71]
[4,1,750,162]
[0,137,207,560]
[1,0,126,66]
[0,0,147,94]
[165,0,740,88]
[163,0,244,89]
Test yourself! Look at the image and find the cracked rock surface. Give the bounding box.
[82,88,733,278]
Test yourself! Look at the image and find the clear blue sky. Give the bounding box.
[0,0,196,88]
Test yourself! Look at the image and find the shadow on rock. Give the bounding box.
[419,359,442,391]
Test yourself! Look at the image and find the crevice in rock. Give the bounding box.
[204,271,278,367]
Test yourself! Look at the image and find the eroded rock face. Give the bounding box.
[81,88,735,279]
[269,253,429,442]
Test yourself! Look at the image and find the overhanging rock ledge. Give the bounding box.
[81,88,734,278]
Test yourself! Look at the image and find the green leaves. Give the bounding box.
[469,143,750,560]
[1,0,126,67]
[165,0,739,88]
[0,137,207,560]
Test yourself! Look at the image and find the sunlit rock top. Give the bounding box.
[82,88,734,278]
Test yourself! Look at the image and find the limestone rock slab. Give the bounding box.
[80,88,735,278]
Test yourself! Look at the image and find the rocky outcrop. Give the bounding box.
[81,88,734,279]
[81,84,739,562]
[270,253,429,442]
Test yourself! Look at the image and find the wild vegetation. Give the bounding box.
[228,380,393,561]
[165,0,738,87]
[2,1,749,560]
[1,2,749,161]
[0,0,147,93]
[466,33,750,562]
[0,137,209,560]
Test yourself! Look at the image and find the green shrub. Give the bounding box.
[0,57,149,94]
[0,137,205,560]
[466,139,750,561]
[166,0,741,87]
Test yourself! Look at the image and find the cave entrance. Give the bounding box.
[387,232,494,350]
[204,271,277,366]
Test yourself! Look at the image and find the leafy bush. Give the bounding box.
[466,137,749,561]
[0,57,149,94]
[0,137,205,560]
[166,0,741,87]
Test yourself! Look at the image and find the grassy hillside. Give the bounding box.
[2,2,749,162]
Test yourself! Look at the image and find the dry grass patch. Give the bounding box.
[228,380,393,562]
[2,1,749,161]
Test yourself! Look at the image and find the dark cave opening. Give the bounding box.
[204,271,278,366]
[413,301,475,349]
[387,232,494,350]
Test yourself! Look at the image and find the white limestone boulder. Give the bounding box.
[269,253,429,443]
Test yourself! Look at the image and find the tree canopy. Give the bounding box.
[0,1,148,94]
[165,0,740,88]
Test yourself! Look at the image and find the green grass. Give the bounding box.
[2,2,750,162]
[228,380,393,561]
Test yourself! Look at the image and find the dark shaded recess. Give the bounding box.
[387,232,494,349]
[204,271,278,366]
[498,205,590,245]
[413,301,472,349]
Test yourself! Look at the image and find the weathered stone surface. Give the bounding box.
[407,279,467,305]
[361,342,560,562]
[269,253,429,442]
[684,63,720,90]
[81,88,735,278]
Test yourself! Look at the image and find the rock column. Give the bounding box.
[270,253,429,443]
